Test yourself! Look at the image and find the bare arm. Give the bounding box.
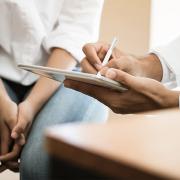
[25,48,77,116]
[1,49,77,170]
[64,69,179,114]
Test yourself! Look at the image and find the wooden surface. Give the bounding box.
[45,108,180,179]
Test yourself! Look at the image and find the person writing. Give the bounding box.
[65,37,180,113]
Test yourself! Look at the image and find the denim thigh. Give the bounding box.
[20,85,108,180]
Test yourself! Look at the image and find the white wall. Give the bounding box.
[150,0,180,48]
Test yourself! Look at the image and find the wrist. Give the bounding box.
[139,54,163,81]
[164,91,180,108]
[24,94,45,117]
[21,99,37,119]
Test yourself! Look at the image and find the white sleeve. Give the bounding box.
[151,51,176,83]
[151,36,180,86]
[172,89,180,109]
[43,0,104,62]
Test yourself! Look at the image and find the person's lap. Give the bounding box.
[2,79,108,179]
[18,85,108,180]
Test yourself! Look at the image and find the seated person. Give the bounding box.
[65,37,180,113]
[0,1,107,179]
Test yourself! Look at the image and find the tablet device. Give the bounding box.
[18,64,127,92]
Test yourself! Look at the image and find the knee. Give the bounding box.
[20,145,34,179]
[20,140,49,180]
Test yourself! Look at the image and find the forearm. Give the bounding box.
[165,90,180,108]
[25,48,77,116]
[139,54,163,81]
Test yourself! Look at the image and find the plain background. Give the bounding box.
[100,0,150,122]
[0,0,151,179]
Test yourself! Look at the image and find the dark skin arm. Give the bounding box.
[64,68,179,114]
[64,42,179,114]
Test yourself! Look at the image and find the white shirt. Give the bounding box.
[152,36,180,88]
[152,36,180,108]
[0,0,104,85]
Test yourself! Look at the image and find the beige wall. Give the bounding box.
[100,0,151,120]
[100,0,151,55]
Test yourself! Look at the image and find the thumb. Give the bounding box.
[105,68,145,91]
[11,118,28,140]
[105,68,135,85]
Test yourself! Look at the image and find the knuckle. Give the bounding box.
[80,58,86,66]
[81,61,89,73]
[82,44,87,53]
[82,43,92,53]
[16,126,24,133]
[101,46,108,52]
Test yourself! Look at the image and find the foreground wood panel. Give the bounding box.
[45,108,180,179]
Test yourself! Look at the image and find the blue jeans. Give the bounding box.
[2,79,108,180]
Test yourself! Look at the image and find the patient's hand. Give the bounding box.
[11,100,34,141]
[7,100,35,167]
[0,100,35,172]
[0,98,24,172]
[81,42,163,81]
[64,68,179,114]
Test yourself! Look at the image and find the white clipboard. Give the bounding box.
[18,64,127,92]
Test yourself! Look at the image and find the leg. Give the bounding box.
[20,85,108,180]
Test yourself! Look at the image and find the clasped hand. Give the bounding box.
[0,99,34,172]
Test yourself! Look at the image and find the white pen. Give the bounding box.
[97,37,118,77]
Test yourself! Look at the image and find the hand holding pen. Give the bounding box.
[81,37,121,75]
[97,37,118,77]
